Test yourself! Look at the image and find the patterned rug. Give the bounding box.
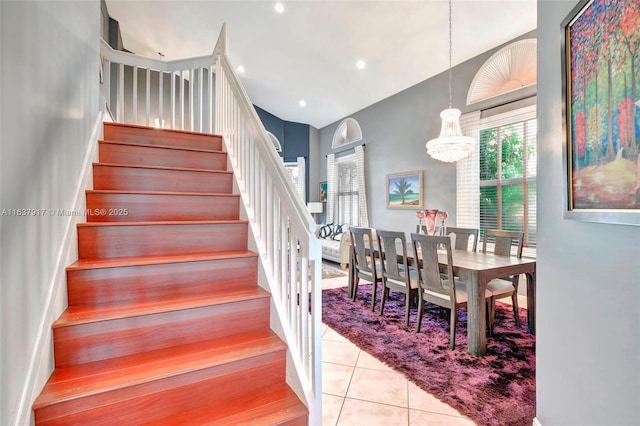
[322,283,535,426]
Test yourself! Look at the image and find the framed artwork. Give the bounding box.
[386,171,423,209]
[319,181,327,203]
[562,0,640,226]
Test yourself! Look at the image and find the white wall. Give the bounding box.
[536,1,640,424]
[0,1,100,424]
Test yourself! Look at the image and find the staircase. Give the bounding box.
[32,123,308,425]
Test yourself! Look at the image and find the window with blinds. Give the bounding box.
[479,116,536,247]
[283,157,306,202]
[337,155,359,225]
[458,103,537,250]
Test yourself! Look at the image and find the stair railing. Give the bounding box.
[100,39,215,133]
[213,24,322,424]
[100,25,322,424]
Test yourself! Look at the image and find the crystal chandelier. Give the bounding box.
[426,0,475,163]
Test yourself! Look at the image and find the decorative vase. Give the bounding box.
[424,209,439,235]
[416,210,425,233]
[438,210,448,235]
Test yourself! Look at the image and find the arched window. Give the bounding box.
[467,39,537,105]
[332,118,362,149]
[266,131,282,152]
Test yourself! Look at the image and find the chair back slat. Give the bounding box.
[445,227,479,252]
[376,230,408,282]
[482,229,524,258]
[411,234,456,301]
[350,227,376,273]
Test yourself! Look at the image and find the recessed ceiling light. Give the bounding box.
[274,2,285,13]
[356,60,366,70]
[299,99,306,107]
[237,65,245,74]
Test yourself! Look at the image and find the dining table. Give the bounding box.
[348,244,536,356]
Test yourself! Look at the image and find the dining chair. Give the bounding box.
[377,230,419,328]
[411,233,493,349]
[445,227,479,252]
[482,229,525,335]
[349,227,382,311]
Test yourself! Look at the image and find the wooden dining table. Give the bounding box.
[348,245,536,356]
[438,249,536,356]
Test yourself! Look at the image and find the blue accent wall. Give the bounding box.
[255,106,284,148]
[254,105,310,201]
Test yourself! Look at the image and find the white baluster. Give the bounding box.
[133,66,138,125]
[145,68,150,126]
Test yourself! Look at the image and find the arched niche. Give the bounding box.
[467,39,537,105]
[332,118,363,149]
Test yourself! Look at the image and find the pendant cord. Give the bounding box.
[448,0,453,109]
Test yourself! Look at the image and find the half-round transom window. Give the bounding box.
[332,118,363,149]
[467,39,537,105]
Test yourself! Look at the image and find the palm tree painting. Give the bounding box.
[387,171,423,208]
[565,0,640,210]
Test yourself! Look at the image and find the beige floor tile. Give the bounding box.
[355,350,395,372]
[409,409,477,425]
[322,323,329,336]
[322,276,350,290]
[322,339,360,366]
[408,382,462,416]
[323,327,350,343]
[322,393,345,426]
[346,367,408,407]
[337,399,409,426]
[322,362,355,397]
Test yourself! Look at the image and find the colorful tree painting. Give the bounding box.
[567,0,640,209]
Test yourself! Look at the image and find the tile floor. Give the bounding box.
[320,274,479,426]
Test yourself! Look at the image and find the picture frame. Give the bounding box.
[561,0,640,226]
[386,171,423,209]
[319,181,327,203]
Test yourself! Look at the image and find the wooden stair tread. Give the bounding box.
[54,287,270,327]
[67,250,257,271]
[99,139,225,154]
[94,162,233,175]
[33,122,308,424]
[149,382,307,426]
[33,331,284,409]
[86,189,240,197]
[77,219,248,227]
[104,122,223,139]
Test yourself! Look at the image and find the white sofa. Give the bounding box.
[315,224,351,270]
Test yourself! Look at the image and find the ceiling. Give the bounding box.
[104,0,536,129]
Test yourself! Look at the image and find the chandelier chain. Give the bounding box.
[448,0,453,109]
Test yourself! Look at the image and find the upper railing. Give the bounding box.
[100,25,322,424]
[100,39,215,133]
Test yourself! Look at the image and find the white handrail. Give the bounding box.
[214,23,322,425]
[100,25,322,424]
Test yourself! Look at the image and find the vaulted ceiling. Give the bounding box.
[105,0,536,129]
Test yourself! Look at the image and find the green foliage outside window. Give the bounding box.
[479,120,537,246]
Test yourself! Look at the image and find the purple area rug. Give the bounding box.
[322,283,535,426]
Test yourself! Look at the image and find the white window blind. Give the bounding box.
[457,111,481,229]
[354,145,369,227]
[296,156,306,202]
[283,157,306,202]
[457,104,537,250]
[337,153,359,225]
[326,154,336,223]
